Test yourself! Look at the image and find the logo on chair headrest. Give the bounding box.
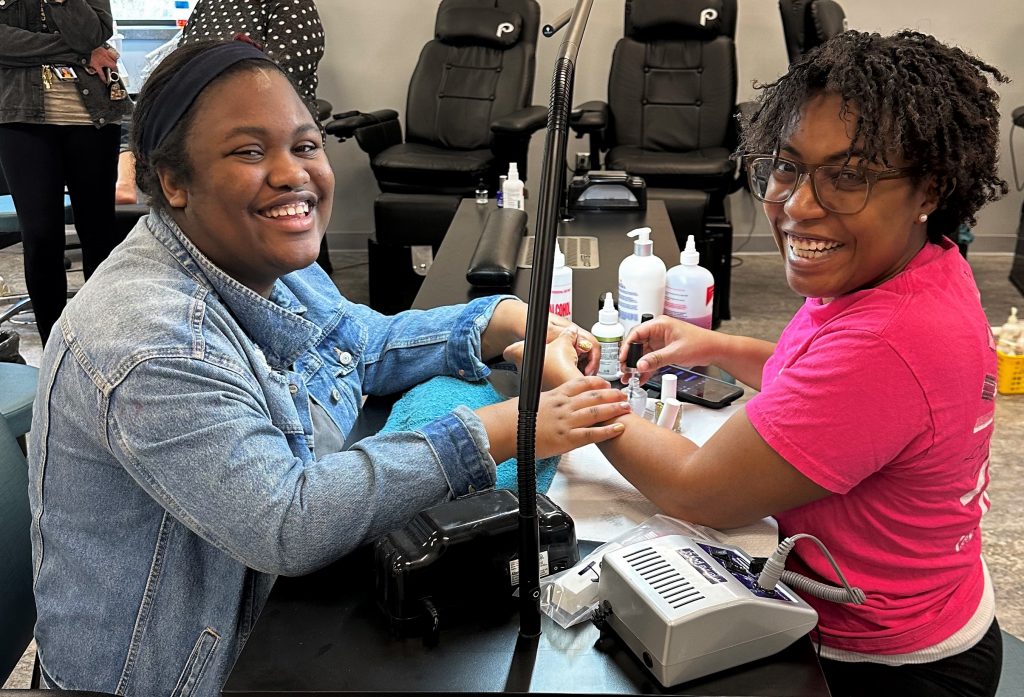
[699,8,719,26]
[496,21,515,38]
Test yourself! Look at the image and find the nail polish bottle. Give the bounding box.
[624,342,647,417]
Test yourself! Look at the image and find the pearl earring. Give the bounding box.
[918,213,929,224]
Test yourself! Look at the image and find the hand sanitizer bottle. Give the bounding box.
[617,227,666,333]
[548,241,573,320]
[502,163,525,211]
[665,234,715,330]
[591,292,624,381]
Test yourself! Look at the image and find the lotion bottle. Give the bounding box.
[502,163,525,211]
[617,227,666,333]
[664,234,715,330]
[548,241,573,320]
[591,292,624,381]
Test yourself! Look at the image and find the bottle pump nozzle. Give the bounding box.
[627,227,653,257]
[554,241,565,268]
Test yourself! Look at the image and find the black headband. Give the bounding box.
[139,41,275,159]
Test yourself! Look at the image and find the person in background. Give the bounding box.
[114,28,181,206]
[28,37,629,697]
[531,30,1006,697]
[0,0,132,343]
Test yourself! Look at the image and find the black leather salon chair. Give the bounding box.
[778,0,847,63]
[569,0,742,325]
[0,389,118,697]
[325,0,546,314]
[1010,106,1024,295]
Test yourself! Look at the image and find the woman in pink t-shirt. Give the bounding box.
[559,30,1005,697]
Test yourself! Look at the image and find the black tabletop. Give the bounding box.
[222,199,831,697]
[223,540,830,696]
[413,200,679,331]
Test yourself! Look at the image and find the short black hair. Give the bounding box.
[738,30,1008,243]
[130,39,295,213]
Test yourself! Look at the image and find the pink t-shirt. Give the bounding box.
[746,239,997,655]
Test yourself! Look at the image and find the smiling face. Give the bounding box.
[158,67,334,297]
[764,92,937,301]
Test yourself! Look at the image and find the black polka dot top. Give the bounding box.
[180,0,325,110]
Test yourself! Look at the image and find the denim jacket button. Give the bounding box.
[330,388,341,402]
[458,369,465,376]
[336,349,352,365]
[288,383,298,395]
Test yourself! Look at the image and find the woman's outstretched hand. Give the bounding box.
[476,375,630,463]
[533,375,630,458]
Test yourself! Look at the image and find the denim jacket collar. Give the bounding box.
[148,208,323,369]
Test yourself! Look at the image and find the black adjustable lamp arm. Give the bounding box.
[516,0,594,639]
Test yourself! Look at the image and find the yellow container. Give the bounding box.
[997,349,1024,394]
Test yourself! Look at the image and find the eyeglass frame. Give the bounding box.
[742,154,917,215]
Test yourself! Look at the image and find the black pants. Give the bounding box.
[820,618,1003,697]
[0,122,121,343]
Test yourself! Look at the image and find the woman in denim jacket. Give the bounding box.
[0,0,131,343]
[27,38,630,697]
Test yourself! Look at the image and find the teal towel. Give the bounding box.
[379,375,559,493]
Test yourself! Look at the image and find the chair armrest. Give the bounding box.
[324,109,402,157]
[569,100,609,135]
[491,105,548,136]
[1013,106,1024,129]
[315,98,333,122]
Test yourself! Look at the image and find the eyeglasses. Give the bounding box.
[743,155,915,215]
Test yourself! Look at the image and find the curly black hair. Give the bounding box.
[131,38,306,214]
[738,30,1009,244]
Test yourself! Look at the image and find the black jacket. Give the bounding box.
[0,0,131,127]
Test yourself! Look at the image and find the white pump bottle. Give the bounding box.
[664,234,715,329]
[617,227,666,333]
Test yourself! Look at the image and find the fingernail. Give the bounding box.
[612,422,625,432]
[578,340,593,351]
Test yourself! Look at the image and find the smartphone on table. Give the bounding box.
[643,365,744,409]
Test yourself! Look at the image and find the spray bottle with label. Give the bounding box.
[591,292,624,381]
[617,227,666,333]
[664,234,715,329]
[548,241,573,320]
[502,163,525,211]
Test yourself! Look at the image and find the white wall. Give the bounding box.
[317,0,1024,252]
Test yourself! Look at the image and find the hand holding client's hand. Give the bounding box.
[476,375,628,463]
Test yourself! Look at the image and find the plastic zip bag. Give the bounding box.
[539,514,721,628]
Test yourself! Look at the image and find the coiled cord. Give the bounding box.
[756,533,866,605]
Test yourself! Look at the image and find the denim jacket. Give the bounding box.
[28,209,503,697]
[0,0,130,127]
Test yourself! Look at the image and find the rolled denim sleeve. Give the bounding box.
[358,294,517,395]
[106,356,494,577]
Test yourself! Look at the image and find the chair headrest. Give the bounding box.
[626,0,731,40]
[810,0,847,42]
[436,6,523,48]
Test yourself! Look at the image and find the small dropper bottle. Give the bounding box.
[625,342,647,416]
